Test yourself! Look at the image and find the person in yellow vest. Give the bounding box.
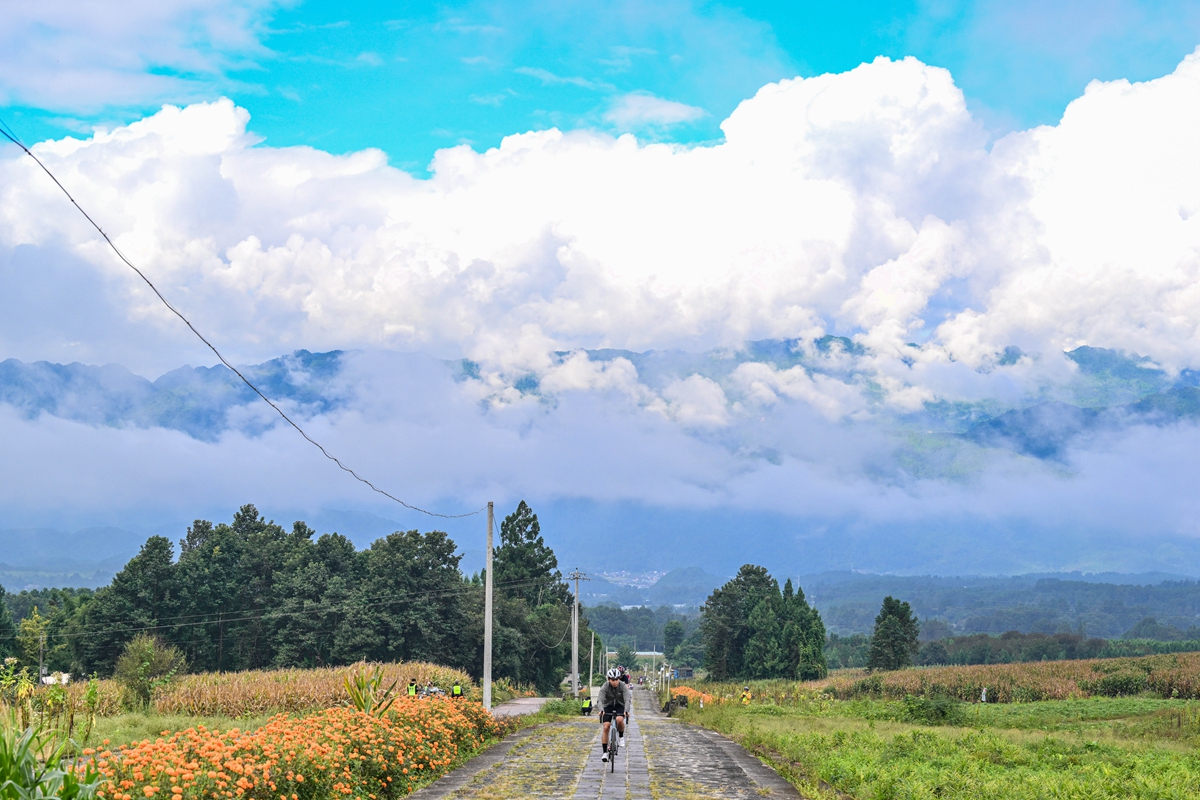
[581,695,592,715]
[740,686,752,705]
[407,679,418,697]
[452,681,463,698]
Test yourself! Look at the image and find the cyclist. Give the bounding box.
[598,667,631,763]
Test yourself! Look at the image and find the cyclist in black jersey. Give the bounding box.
[597,667,632,762]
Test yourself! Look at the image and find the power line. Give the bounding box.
[0,122,481,520]
[0,575,558,645]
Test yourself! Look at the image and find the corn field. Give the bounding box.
[695,651,1200,703]
[14,661,476,719]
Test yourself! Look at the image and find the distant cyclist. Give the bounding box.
[598,667,631,763]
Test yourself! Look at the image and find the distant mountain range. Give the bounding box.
[962,347,1200,458]
[3,342,1196,462]
[0,350,346,441]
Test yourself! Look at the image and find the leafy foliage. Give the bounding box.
[485,501,594,693]
[342,665,399,716]
[700,566,826,681]
[0,590,15,661]
[9,502,588,693]
[663,620,685,658]
[0,717,103,800]
[867,596,920,671]
[113,634,185,710]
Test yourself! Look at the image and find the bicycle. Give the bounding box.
[600,705,625,772]
[606,711,620,772]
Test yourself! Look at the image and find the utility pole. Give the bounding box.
[483,502,494,710]
[568,569,589,697]
[589,630,595,695]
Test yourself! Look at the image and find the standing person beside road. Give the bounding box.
[598,668,632,762]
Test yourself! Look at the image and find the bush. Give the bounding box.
[902,695,965,725]
[113,634,185,710]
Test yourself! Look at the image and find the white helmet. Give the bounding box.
[606,668,622,679]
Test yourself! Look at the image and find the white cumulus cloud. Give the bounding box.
[604,92,706,128]
[4,49,1200,565]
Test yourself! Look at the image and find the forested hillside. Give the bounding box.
[807,572,1200,638]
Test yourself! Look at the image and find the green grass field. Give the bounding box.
[677,694,1200,798]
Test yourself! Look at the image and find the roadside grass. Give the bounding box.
[679,699,1200,799]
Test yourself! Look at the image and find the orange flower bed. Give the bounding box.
[671,686,717,706]
[90,697,500,799]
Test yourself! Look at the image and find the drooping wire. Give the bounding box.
[0,122,481,520]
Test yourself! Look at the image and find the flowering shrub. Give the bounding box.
[670,686,717,706]
[91,697,500,799]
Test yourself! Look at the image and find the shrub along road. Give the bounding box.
[412,687,802,799]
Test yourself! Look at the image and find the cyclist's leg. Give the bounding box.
[615,712,626,735]
[601,716,611,750]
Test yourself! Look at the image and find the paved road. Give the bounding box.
[412,686,802,799]
[491,697,553,717]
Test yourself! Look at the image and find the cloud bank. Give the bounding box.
[4,50,1200,573]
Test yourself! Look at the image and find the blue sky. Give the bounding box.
[4,1,1200,172]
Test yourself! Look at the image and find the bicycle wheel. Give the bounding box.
[609,721,618,772]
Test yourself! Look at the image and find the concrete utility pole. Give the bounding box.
[483,502,494,710]
[589,630,595,694]
[568,569,589,697]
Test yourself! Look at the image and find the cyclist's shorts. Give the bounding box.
[599,705,626,722]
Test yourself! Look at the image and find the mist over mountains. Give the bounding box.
[3,342,1199,465]
[4,342,1200,579]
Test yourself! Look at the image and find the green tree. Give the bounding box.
[701,567,826,680]
[0,586,17,659]
[663,620,685,659]
[493,501,567,607]
[271,532,363,667]
[700,565,778,680]
[113,633,186,709]
[867,596,920,671]
[171,506,310,671]
[338,529,470,667]
[615,643,637,668]
[73,536,177,677]
[484,501,583,694]
[782,579,827,680]
[743,595,784,679]
[17,607,49,673]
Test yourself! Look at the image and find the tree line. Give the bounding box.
[699,565,828,680]
[0,501,592,694]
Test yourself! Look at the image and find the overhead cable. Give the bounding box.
[0,122,480,519]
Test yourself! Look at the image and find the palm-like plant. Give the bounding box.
[342,666,399,717]
[0,714,102,800]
